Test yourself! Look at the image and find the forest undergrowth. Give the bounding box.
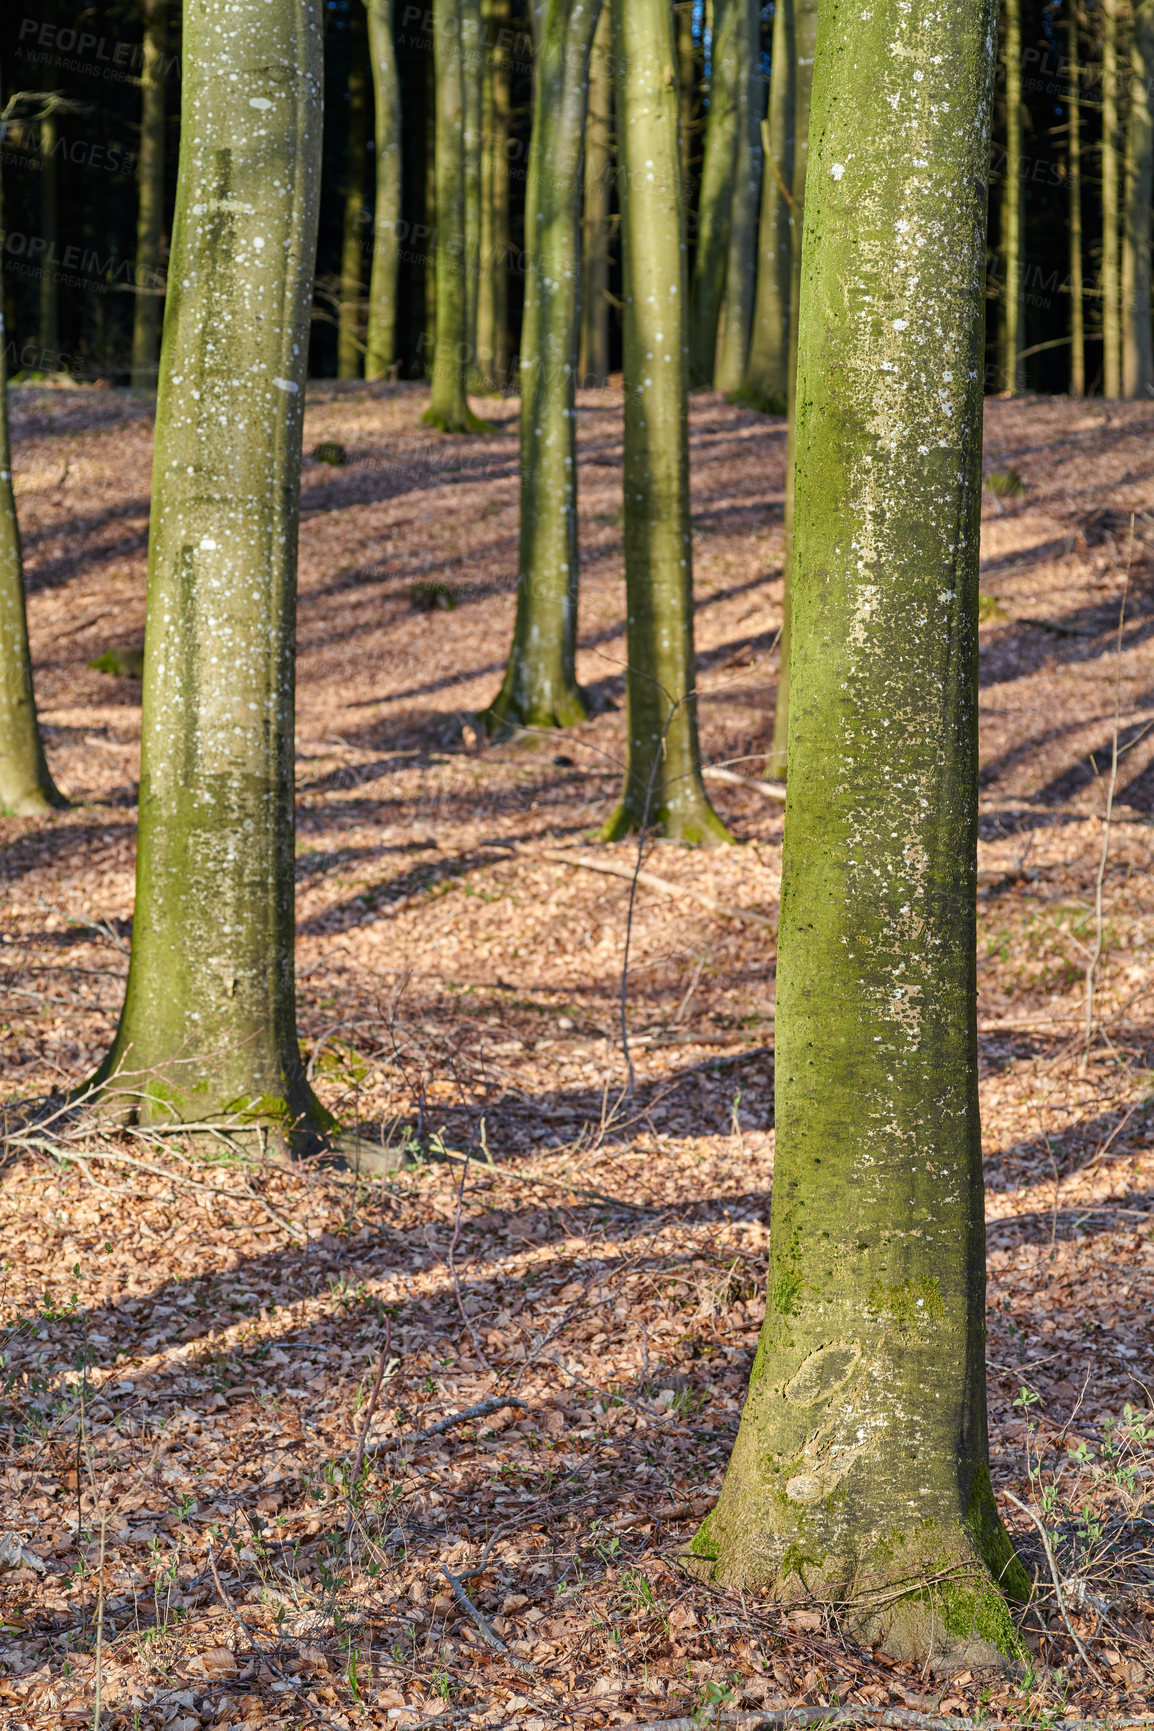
[0,381,1152,1729]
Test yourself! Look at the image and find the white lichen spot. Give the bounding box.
[830,162,845,181]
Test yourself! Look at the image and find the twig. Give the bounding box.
[206,1542,269,1656]
[345,1320,392,1551]
[1082,529,1132,1071]
[702,766,787,803]
[446,1156,494,1373]
[620,718,673,1095]
[529,848,775,927]
[1002,1489,1107,1683]
[440,1562,535,1676]
[431,1144,660,1213]
[92,1515,106,1731]
[367,1395,528,1454]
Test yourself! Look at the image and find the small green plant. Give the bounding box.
[985,467,1026,498]
[410,580,456,612]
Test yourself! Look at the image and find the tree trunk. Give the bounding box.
[1103,0,1121,397]
[462,0,483,368]
[1068,6,1085,398]
[365,0,401,379]
[603,0,728,844]
[425,0,486,429]
[690,0,1031,1659]
[1000,0,1024,394]
[689,0,739,387]
[579,1,612,388]
[677,1,697,187]
[39,106,59,368]
[1122,0,1154,397]
[131,0,167,394]
[0,300,65,815]
[741,0,793,413]
[487,0,602,734]
[338,1,369,381]
[476,0,513,390]
[92,0,326,1143]
[765,0,815,780]
[715,0,763,394]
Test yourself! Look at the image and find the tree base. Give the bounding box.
[483,684,589,738]
[729,380,788,416]
[0,768,69,818]
[82,1054,338,1159]
[598,795,733,846]
[421,403,494,435]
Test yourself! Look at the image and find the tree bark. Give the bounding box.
[0,299,65,815]
[92,0,326,1142]
[677,1,697,187]
[1068,6,1085,398]
[690,0,1031,1659]
[741,0,793,413]
[365,0,401,379]
[1103,0,1121,397]
[487,0,603,734]
[39,106,59,368]
[476,0,513,390]
[338,0,370,381]
[765,0,815,780]
[425,0,487,429]
[1000,0,1024,393]
[603,0,728,844]
[715,0,763,394]
[579,1,613,388]
[689,0,739,388]
[1122,0,1154,397]
[131,0,167,393]
[462,0,483,368]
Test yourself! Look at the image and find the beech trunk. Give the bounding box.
[1121,0,1154,397]
[688,0,738,387]
[1103,0,1121,397]
[1068,7,1085,398]
[1000,0,1024,393]
[476,0,513,389]
[691,0,1030,1662]
[337,1,369,380]
[426,0,486,430]
[365,0,402,379]
[603,0,727,843]
[742,0,793,413]
[130,0,167,393]
[715,0,763,394]
[579,2,613,388]
[92,0,325,1141]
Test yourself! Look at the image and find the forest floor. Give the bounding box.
[0,381,1153,1730]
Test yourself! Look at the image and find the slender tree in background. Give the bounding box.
[605,0,728,842]
[765,0,816,780]
[715,0,764,393]
[1103,0,1121,396]
[1068,4,1085,398]
[741,0,794,413]
[1000,0,1024,393]
[579,2,613,388]
[692,0,1031,1655]
[130,0,167,393]
[1121,0,1154,397]
[39,87,59,367]
[689,0,739,387]
[92,0,326,1139]
[462,0,483,364]
[476,0,513,389]
[487,0,603,734]
[0,92,65,815]
[364,0,401,379]
[425,0,486,430]
[337,1,369,380]
[676,1,698,186]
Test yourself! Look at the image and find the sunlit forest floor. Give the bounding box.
[1,381,1152,1728]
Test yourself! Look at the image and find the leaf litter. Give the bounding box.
[0,382,1152,1727]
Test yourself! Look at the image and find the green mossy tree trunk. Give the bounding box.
[487,0,603,734]
[999,0,1024,394]
[39,105,59,367]
[425,0,487,429]
[131,0,167,393]
[338,1,370,381]
[1103,0,1121,397]
[765,0,815,780]
[1121,0,1154,397]
[0,300,65,815]
[462,0,484,367]
[688,0,738,387]
[364,0,401,379]
[476,0,512,389]
[677,1,697,186]
[690,0,1030,1660]
[92,0,326,1142]
[741,0,793,414]
[715,0,763,394]
[603,0,728,844]
[1068,6,1085,397]
[579,1,613,387]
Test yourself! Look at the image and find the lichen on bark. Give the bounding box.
[90,0,327,1147]
[690,0,1030,1663]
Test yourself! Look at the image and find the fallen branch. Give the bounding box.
[432,1144,660,1214]
[345,1322,393,1549]
[368,1395,528,1454]
[440,1562,535,1677]
[1002,1489,1107,1685]
[484,843,774,928]
[703,765,787,803]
